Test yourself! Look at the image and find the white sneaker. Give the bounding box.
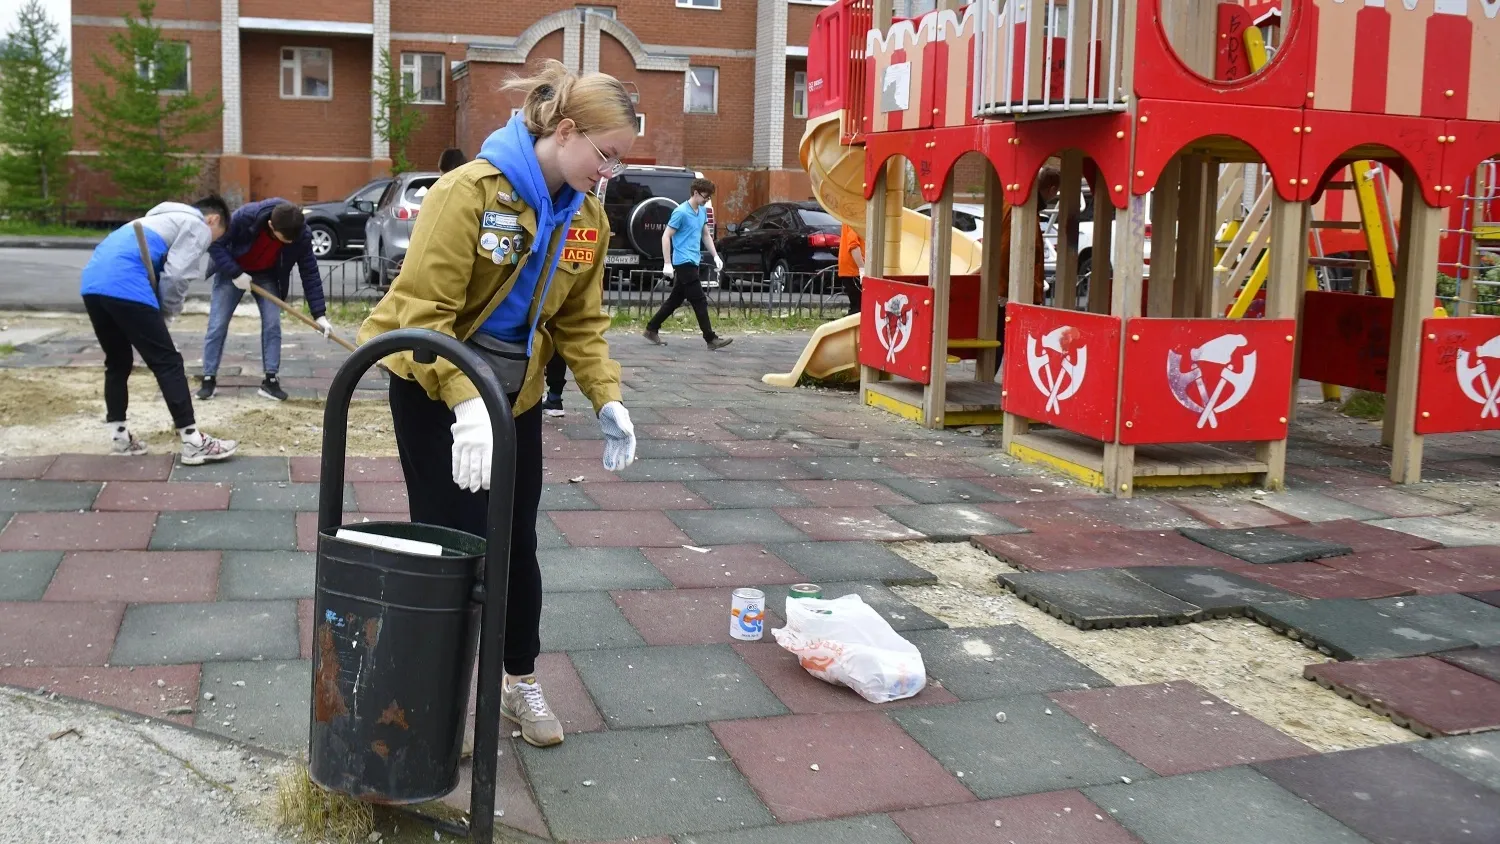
[501,675,564,747]
[180,430,238,465]
[110,431,148,456]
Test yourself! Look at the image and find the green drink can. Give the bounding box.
[788,583,823,601]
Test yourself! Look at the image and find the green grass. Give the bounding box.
[325,301,376,327]
[0,344,15,358]
[1340,390,1386,421]
[607,308,833,334]
[0,220,98,238]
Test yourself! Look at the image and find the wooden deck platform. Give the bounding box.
[863,378,1003,427]
[1008,428,1268,489]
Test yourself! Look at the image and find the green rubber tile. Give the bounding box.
[760,581,947,632]
[904,626,1109,700]
[170,456,289,483]
[798,455,902,481]
[1125,567,1302,619]
[998,569,1202,629]
[1367,594,1500,647]
[881,477,1015,505]
[0,481,100,512]
[669,509,809,546]
[538,591,644,652]
[1411,732,1500,792]
[635,439,724,459]
[538,547,672,592]
[1248,598,1476,660]
[1179,527,1352,565]
[539,483,599,511]
[893,697,1153,799]
[616,459,719,483]
[229,482,352,511]
[765,541,936,584]
[535,514,568,549]
[878,504,1026,541]
[110,600,299,665]
[519,725,773,841]
[217,551,315,600]
[194,660,309,752]
[677,815,912,844]
[0,551,63,600]
[685,480,811,509]
[1084,766,1375,844]
[571,644,787,728]
[150,511,297,551]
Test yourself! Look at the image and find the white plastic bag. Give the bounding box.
[771,593,927,703]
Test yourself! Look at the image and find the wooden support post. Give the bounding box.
[1149,157,1181,318]
[977,166,1004,381]
[884,158,905,276]
[1058,151,1084,306]
[1174,156,1207,317]
[1001,182,1040,450]
[1087,170,1114,314]
[1288,208,1314,422]
[872,0,893,27]
[924,182,955,429]
[1389,197,1443,484]
[1105,192,1148,497]
[1383,168,1421,449]
[1201,162,1221,315]
[861,164,889,398]
[1258,194,1304,489]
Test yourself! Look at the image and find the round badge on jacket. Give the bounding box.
[480,232,499,251]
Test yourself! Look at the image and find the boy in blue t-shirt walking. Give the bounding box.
[644,178,732,349]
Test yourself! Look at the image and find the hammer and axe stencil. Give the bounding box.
[1457,334,1500,419]
[1167,333,1258,429]
[874,293,914,364]
[1026,325,1088,414]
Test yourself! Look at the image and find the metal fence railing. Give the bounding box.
[602,268,854,320]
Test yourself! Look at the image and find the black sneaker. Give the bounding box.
[541,395,565,418]
[707,336,733,350]
[195,376,216,400]
[258,374,288,402]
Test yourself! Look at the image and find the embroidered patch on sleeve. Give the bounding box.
[566,226,600,244]
[561,246,596,264]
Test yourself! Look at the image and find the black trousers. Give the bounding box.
[388,375,545,677]
[83,294,195,430]
[839,275,862,316]
[646,263,716,340]
[544,353,566,397]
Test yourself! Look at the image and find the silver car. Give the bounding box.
[362,171,440,288]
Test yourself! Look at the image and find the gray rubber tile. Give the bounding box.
[685,480,811,509]
[1436,645,1500,683]
[635,439,725,459]
[1125,567,1303,619]
[217,551,315,600]
[904,626,1109,700]
[571,643,787,728]
[229,482,348,511]
[1411,732,1500,792]
[1085,766,1375,844]
[537,546,672,592]
[893,697,1152,799]
[766,541,936,584]
[194,660,309,752]
[0,481,100,511]
[538,591,645,652]
[759,581,946,632]
[538,484,598,511]
[1368,594,1500,647]
[880,477,1014,505]
[1248,598,1476,660]
[878,504,1026,541]
[170,456,289,483]
[997,569,1201,629]
[797,455,902,480]
[677,815,912,844]
[0,551,62,600]
[1179,527,1352,565]
[110,600,299,665]
[519,725,772,841]
[669,508,809,546]
[1257,489,1386,523]
[616,459,719,483]
[1368,515,1499,548]
[535,514,568,549]
[149,511,297,551]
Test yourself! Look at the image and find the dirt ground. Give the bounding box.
[889,541,1416,753]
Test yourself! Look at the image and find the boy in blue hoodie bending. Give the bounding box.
[79,196,239,464]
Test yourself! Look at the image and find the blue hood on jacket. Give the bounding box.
[476,113,586,353]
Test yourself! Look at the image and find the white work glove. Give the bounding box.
[450,398,493,493]
[232,273,252,291]
[598,401,636,472]
[315,316,333,338]
[662,263,675,279]
[713,254,724,271]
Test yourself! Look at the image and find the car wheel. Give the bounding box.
[365,249,381,287]
[1074,255,1092,310]
[309,224,337,259]
[768,259,791,294]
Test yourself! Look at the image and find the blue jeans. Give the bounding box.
[202,277,281,378]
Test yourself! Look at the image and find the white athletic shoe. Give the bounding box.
[180,430,238,465]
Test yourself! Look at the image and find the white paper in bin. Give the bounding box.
[770,593,927,703]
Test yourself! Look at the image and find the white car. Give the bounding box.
[913,202,986,241]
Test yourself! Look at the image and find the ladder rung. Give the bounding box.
[1310,221,1364,230]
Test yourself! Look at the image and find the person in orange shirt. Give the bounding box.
[836,225,865,315]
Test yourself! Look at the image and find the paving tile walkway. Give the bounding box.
[2,324,1499,840]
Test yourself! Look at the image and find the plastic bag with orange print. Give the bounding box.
[770,593,927,704]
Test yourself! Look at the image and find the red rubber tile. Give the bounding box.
[711,441,807,459]
[782,480,916,508]
[974,531,1239,572]
[732,642,958,715]
[547,510,692,547]
[0,601,125,667]
[657,407,743,426]
[1050,681,1313,776]
[543,437,605,460]
[542,458,624,485]
[93,482,230,511]
[1305,656,1500,736]
[581,482,710,511]
[1324,487,1467,518]
[710,712,975,822]
[298,598,313,659]
[1168,498,1301,529]
[883,458,995,479]
[891,790,1145,844]
[774,507,924,542]
[1234,562,1416,599]
[981,498,1200,533]
[43,454,173,482]
[1422,546,1500,579]
[0,663,202,726]
[296,512,407,552]
[463,651,604,738]
[613,588,784,647]
[0,456,55,480]
[441,741,550,840]
[351,483,408,513]
[641,544,806,589]
[1287,465,1393,488]
[1318,550,1500,595]
[1279,519,1442,553]
[44,551,220,603]
[289,456,404,484]
[970,476,1104,502]
[0,511,157,551]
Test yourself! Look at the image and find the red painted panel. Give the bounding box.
[1216,4,1254,82]
[859,277,937,384]
[1299,291,1393,394]
[890,274,985,360]
[1416,316,1500,435]
[1351,7,1392,115]
[1002,304,1122,443]
[1120,318,1297,444]
[1421,14,1470,121]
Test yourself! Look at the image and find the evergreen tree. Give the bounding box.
[372,49,425,175]
[0,0,72,216]
[79,0,220,210]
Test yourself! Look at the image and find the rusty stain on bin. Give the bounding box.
[371,740,389,759]
[378,700,410,730]
[314,624,348,722]
[363,616,381,650]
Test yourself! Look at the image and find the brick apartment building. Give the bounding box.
[70,0,853,222]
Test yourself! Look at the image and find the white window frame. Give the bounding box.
[636,114,646,136]
[792,70,807,119]
[577,5,617,16]
[676,0,722,9]
[280,46,333,101]
[684,66,719,115]
[400,52,446,105]
[138,41,191,95]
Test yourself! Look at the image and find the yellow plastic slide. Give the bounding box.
[762,112,983,387]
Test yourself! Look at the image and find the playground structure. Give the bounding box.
[794,0,1500,494]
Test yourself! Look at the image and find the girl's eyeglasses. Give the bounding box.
[583,132,627,178]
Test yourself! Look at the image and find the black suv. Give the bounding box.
[300,178,392,259]
[599,165,714,286]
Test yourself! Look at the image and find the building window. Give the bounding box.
[792,71,807,118]
[636,114,646,136]
[684,66,718,114]
[577,5,616,16]
[281,47,332,100]
[677,0,722,8]
[400,52,445,104]
[137,42,190,94]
